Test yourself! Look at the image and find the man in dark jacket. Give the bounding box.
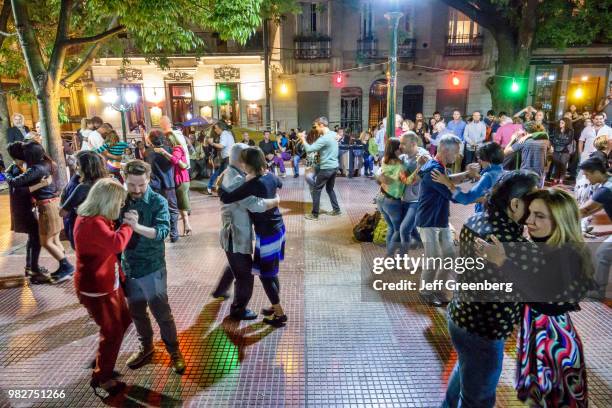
[7,113,30,144]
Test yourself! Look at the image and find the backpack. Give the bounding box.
[353,210,382,242]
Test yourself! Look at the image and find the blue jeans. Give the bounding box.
[292,155,301,176]
[208,158,229,189]
[443,319,505,408]
[400,201,420,252]
[379,195,403,256]
[363,155,374,175]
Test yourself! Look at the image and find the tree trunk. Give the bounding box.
[0,89,9,168]
[486,32,530,114]
[38,84,67,188]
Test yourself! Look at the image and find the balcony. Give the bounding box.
[398,39,417,61]
[357,37,416,61]
[294,35,331,60]
[357,37,380,60]
[445,34,484,56]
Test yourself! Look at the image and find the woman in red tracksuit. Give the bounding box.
[73,178,135,397]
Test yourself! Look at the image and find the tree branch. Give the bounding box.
[63,24,126,47]
[0,0,13,39]
[61,16,121,86]
[10,0,48,95]
[48,0,73,83]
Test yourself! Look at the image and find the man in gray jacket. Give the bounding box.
[212,143,280,319]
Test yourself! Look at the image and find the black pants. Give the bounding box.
[160,188,180,240]
[260,277,280,305]
[551,152,570,180]
[567,151,580,178]
[308,168,340,216]
[463,149,477,167]
[214,249,255,313]
[26,229,41,272]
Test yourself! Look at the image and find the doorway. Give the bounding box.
[368,79,387,131]
[168,83,193,124]
[216,82,240,126]
[402,85,423,121]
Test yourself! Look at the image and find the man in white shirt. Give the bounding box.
[207,121,235,194]
[160,116,190,169]
[80,116,105,151]
[579,113,612,163]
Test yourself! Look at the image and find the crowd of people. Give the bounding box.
[1,97,610,404]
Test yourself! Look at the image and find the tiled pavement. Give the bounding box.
[0,176,610,407]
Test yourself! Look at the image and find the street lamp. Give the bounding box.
[102,87,139,141]
[385,2,403,142]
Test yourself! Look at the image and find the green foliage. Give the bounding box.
[57,101,69,124]
[535,0,612,48]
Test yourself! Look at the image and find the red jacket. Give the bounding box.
[74,215,133,294]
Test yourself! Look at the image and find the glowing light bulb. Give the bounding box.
[511,80,520,93]
[280,83,288,95]
[124,90,138,104]
[451,74,460,87]
[574,87,584,99]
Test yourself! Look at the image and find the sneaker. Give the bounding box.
[170,351,186,374]
[126,344,154,369]
[24,267,34,278]
[206,187,213,195]
[329,210,342,216]
[51,265,74,284]
[280,173,287,178]
[304,213,319,220]
[263,314,288,327]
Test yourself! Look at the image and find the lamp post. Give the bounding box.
[101,87,139,142]
[384,8,403,142]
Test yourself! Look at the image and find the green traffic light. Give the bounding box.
[218,89,227,102]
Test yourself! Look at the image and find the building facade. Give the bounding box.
[528,46,611,122]
[270,0,497,132]
[86,32,266,134]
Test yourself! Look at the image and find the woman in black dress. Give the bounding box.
[218,147,288,327]
[4,142,53,283]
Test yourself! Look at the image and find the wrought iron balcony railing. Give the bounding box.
[357,37,380,59]
[445,34,484,56]
[294,36,331,60]
[398,39,417,60]
[357,37,416,61]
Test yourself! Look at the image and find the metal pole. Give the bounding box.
[384,11,403,143]
[263,18,271,130]
[120,109,128,142]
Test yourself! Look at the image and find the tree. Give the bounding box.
[5,0,292,187]
[438,0,611,113]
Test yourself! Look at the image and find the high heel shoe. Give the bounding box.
[90,378,126,398]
